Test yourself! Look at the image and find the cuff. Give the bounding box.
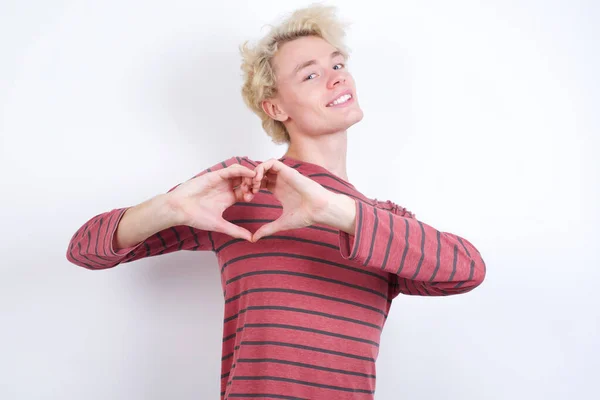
[105,208,145,257]
[339,200,374,265]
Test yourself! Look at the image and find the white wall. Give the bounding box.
[1,0,598,398]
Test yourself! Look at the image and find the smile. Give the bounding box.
[326,94,353,107]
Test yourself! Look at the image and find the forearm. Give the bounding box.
[317,192,356,234]
[113,193,182,251]
[318,192,485,295]
[333,196,486,295]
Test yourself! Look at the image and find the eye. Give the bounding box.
[303,63,345,81]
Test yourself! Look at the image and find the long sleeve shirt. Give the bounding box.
[66,155,486,399]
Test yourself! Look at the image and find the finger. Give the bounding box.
[252,174,261,193]
[218,219,253,242]
[253,171,271,193]
[243,177,253,193]
[252,223,273,242]
[257,159,281,175]
[264,160,309,194]
[243,178,255,201]
[234,181,254,202]
[219,164,256,180]
[255,159,291,185]
[234,174,257,190]
[253,164,265,189]
[251,166,261,193]
[253,158,289,195]
[253,159,277,184]
[231,176,243,189]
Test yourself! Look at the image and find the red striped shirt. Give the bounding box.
[66,155,486,399]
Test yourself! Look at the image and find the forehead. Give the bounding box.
[272,36,340,76]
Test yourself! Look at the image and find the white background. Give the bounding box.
[1,0,598,399]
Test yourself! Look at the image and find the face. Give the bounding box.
[263,36,364,137]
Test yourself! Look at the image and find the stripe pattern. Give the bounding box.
[66,155,486,399]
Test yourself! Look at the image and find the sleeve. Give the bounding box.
[66,155,248,270]
[338,199,487,297]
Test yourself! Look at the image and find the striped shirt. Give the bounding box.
[66,155,486,399]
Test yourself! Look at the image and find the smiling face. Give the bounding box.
[262,35,364,138]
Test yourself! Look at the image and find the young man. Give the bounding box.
[67,5,486,399]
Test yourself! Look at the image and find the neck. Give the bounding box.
[281,130,349,182]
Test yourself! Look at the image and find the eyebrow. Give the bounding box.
[292,50,346,77]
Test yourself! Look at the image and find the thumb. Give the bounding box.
[217,219,253,242]
[252,218,285,242]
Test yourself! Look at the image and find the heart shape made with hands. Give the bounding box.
[238,158,332,242]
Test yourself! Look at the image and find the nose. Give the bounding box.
[327,70,346,89]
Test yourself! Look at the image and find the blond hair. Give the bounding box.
[239,3,351,145]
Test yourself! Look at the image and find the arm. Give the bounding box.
[321,194,487,297]
[113,194,180,251]
[65,156,244,270]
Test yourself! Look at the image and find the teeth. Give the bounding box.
[328,94,351,106]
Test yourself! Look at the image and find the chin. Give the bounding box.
[297,108,365,135]
[342,108,364,129]
[322,110,363,134]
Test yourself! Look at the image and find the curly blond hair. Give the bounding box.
[239,4,351,145]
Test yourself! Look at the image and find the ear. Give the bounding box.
[261,98,289,122]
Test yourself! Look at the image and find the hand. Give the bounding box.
[249,158,333,242]
[167,164,257,241]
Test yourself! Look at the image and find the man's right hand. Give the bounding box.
[166,163,258,242]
